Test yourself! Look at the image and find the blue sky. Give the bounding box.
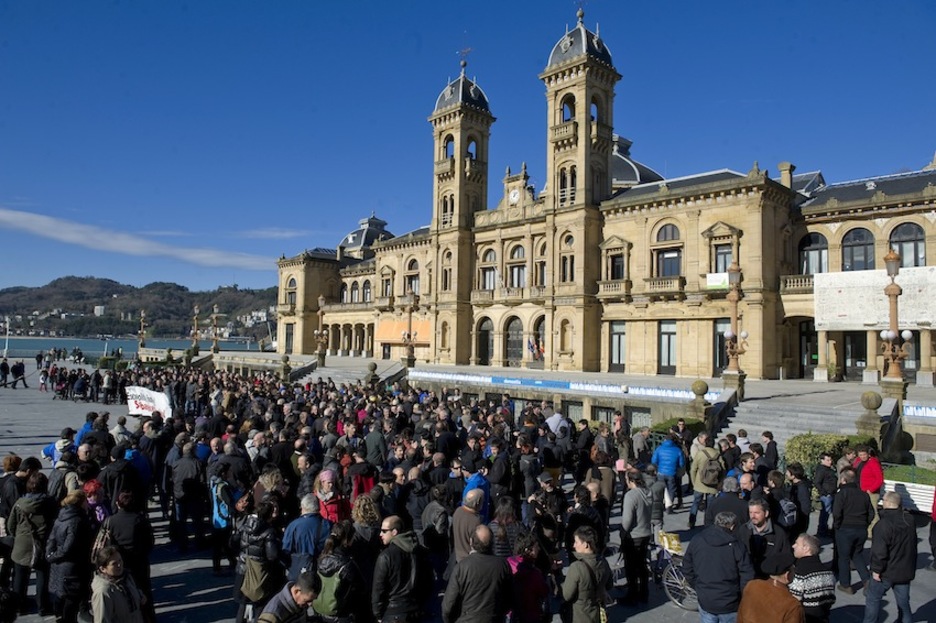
[1,0,934,292]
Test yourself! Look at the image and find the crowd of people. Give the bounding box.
[0,363,934,623]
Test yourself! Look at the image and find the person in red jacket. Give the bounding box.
[852,445,884,536]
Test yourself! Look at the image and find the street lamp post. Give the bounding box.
[314,295,328,369]
[211,304,220,354]
[722,260,748,400]
[880,249,911,403]
[138,310,147,349]
[192,305,200,354]
[401,289,420,368]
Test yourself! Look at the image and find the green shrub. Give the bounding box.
[651,418,706,436]
[783,433,873,479]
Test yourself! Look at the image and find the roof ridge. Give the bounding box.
[631,168,744,188]
[819,168,935,190]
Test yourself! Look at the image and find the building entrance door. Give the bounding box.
[477,319,493,366]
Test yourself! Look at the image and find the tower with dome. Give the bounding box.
[276,10,936,384]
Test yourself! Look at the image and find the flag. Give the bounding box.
[528,339,537,360]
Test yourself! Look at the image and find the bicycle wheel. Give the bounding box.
[662,562,698,611]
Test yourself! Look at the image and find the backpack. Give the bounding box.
[777,497,798,528]
[312,565,346,617]
[47,467,71,504]
[699,454,724,488]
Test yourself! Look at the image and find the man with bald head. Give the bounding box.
[442,524,512,623]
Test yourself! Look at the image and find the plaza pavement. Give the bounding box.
[2,366,935,623]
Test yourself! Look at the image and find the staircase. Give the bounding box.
[296,359,405,388]
[721,398,890,458]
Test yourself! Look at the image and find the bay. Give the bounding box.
[1,336,259,361]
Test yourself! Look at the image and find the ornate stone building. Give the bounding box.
[276,10,936,383]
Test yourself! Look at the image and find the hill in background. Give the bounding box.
[0,276,277,339]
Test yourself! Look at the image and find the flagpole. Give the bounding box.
[3,316,9,358]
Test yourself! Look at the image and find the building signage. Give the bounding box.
[903,401,936,418]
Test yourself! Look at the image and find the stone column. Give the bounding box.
[863,330,880,384]
[814,330,829,381]
[364,324,373,358]
[917,328,934,387]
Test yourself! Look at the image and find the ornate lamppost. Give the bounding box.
[211,304,221,354]
[191,305,200,354]
[314,294,328,369]
[401,289,420,368]
[138,309,147,349]
[880,249,912,403]
[722,259,748,400]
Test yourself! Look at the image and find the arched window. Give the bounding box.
[441,251,452,292]
[561,95,575,122]
[569,166,577,203]
[842,228,875,271]
[505,317,523,366]
[405,259,420,294]
[340,284,349,303]
[890,222,926,267]
[560,235,575,283]
[559,168,569,206]
[798,233,828,274]
[350,282,360,303]
[653,224,682,277]
[480,248,497,290]
[590,100,600,122]
[466,138,477,160]
[657,224,680,242]
[477,318,494,366]
[362,280,372,302]
[285,277,297,306]
[443,135,454,159]
[508,245,526,287]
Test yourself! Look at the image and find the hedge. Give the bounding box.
[784,433,877,479]
[651,418,706,437]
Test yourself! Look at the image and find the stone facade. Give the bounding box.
[276,10,936,383]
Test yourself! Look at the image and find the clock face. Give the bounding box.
[509,189,520,204]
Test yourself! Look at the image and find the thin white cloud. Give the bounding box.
[0,207,273,270]
[237,227,312,240]
[140,230,196,237]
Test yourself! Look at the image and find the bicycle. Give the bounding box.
[648,531,698,611]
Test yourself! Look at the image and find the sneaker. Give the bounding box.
[836,584,854,595]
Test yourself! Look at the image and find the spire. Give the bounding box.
[577,7,584,24]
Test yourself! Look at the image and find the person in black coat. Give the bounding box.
[45,491,94,623]
[864,492,917,623]
[682,511,754,619]
[813,453,838,537]
[442,524,512,623]
[107,490,155,622]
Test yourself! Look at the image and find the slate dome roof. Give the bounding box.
[546,9,614,69]
[339,214,394,251]
[434,61,491,113]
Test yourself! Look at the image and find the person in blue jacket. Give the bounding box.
[651,433,685,513]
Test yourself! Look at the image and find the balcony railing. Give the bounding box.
[471,290,494,304]
[780,274,815,294]
[590,121,613,143]
[551,120,578,143]
[277,303,296,316]
[597,279,632,299]
[529,285,550,300]
[375,296,395,311]
[501,287,524,303]
[434,158,455,176]
[644,275,686,296]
